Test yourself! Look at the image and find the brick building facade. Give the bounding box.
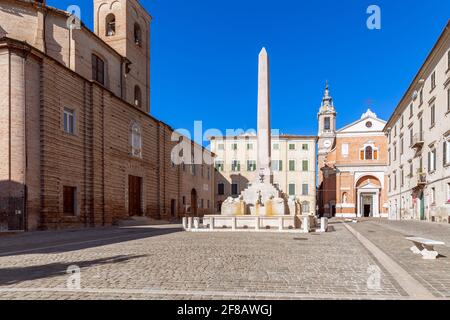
[0,0,214,231]
[317,85,389,218]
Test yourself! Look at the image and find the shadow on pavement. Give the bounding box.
[0,254,147,286]
[0,226,182,257]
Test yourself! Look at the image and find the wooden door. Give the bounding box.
[128,176,142,216]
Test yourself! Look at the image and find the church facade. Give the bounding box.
[0,0,214,231]
[317,85,389,218]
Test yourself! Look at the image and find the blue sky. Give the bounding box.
[48,0,449,139]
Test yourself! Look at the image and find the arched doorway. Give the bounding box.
[191,189,198,216]
[355,176,382,218]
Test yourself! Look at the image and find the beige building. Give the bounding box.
[209,134,317,215]
[0,0,214,231]
[384,21,450,223]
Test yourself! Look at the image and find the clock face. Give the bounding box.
[323,140,332,148]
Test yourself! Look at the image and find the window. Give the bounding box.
[393,143,397,161]
[218,183,225,195]
[231,184,238,196]
[231,143,238,151]
[215,160,224,172]
[394,125,397,137]
[271,160,282,171]
[400,115,404,128]
[134,23,142,46]
[388,175,391,192]
[247,143,254,150]
[288,183,296,196]
[444,139,450,166]
[428,149,436,173]
[105,13,116,36]
[431,187,436,205]
[447,89,450,112]
[393,171,397,190]
[302,160,309,171]
[131,122,142,157]
[365,146,373,160]
[247,160,256,172]
[324,117,331,131]
[388,149,391,166]
[63,186,76,216]
[182,196,186,205]
[431,104,435,127]
[301,201,310,213]
[409,103,414,119]
[409,128,414,147]
[447,183,450,203]
[302,144,309,151]
[134,86,142,108]
[431,71,436,91]
[302,184,309,196]
[342,144,349,157]
[289,160,296,171]
[63,108,75,134]
[400,137,404,155]
[419,89,423,105]
[200,199,204,209]
[448,50,450,69]
[400,168,404,187]
[207,200,210,209]
[218,143,224,151]
[289,143,296,150]
[409,161,414,177]
[91,54,105,85]
[231,160,240,172]
[273,143,280,150]
[207,167,211,180]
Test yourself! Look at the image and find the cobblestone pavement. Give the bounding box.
[351,220,450,298]
[0,220,448,300]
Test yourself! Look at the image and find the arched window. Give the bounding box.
[365,146,373,160]
[134,86,142,108]
[134,23,142,46]
[105,14,116,36]
[131,122,142,157]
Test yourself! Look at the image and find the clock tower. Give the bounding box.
[317,82,336,185]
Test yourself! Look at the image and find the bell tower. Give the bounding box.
[93,0,152,113]
[317,82,337,183]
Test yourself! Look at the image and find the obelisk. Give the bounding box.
[256,47,271,183]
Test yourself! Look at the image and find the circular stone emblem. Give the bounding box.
[366,121,373,128]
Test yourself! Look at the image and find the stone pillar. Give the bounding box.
[256,48,272,182]
[187,217,193,230]
[302,216,310,233]
[193,218,199,229]
[182,217,187,230]
[320,217,328,233]
[209,217,214,230]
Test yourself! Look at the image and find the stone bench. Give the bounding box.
[406,237,445,260]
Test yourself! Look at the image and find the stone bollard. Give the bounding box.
[193,217,199,230]
[320,217,328,233]
[302,216,310,233]
[279,217,283,231]
[232,217,236,231]
[209,217,214,230]
[182,217,187,230]
[187,217,193,230]
[255,217,260,231]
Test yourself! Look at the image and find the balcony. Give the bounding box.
[409,172,427,189]
[411,132,424,149]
